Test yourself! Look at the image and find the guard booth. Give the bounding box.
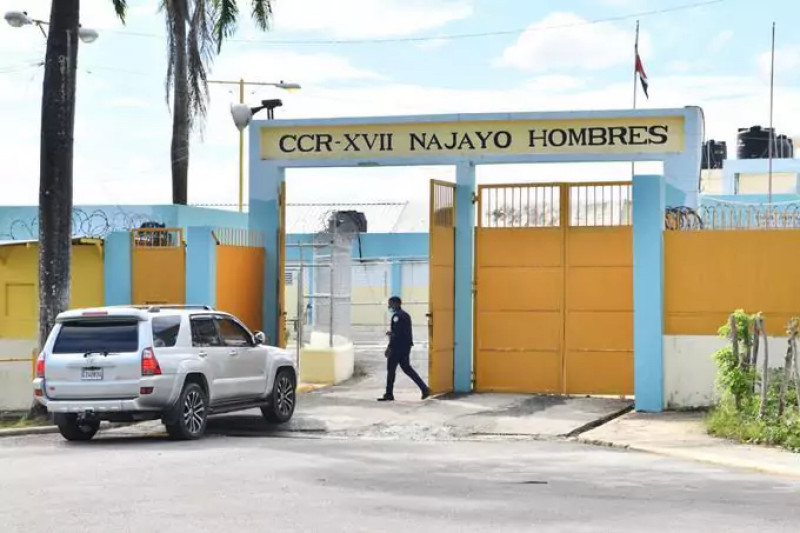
[247,108,703,410]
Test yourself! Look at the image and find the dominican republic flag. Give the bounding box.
[635,52,649,99]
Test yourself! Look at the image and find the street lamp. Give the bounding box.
[208,78,301,212]
[4,10,99,42]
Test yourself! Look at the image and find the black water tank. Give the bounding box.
[702,140,727,169]
[737,126,772,159]
[776,134,794,158]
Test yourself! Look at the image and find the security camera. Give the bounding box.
[230,103,253,131]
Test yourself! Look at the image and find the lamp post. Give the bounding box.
[208,79,301,212]
[4,10,99,42]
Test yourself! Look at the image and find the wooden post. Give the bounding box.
[751,318,760,393]
[758,316,770,419]
[791,320,800,410]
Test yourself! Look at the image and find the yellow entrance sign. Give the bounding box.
[260,115,686,160]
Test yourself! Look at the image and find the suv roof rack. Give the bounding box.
[146,305,214,313]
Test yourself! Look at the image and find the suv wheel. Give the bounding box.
[56,414,100,442]
[165,382,208,440]
[262,368,296,424]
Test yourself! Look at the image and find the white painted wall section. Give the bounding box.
[664,335,789,409]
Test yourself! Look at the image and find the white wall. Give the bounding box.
[0,339,36,412]
[664,335,789,409]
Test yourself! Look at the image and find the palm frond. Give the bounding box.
[187,0,216,129]
[211,0,239,53]
[111,0,128,24]
[251,0,272,31]
[160,0,178,109]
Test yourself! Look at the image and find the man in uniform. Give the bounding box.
[379,296,431,402]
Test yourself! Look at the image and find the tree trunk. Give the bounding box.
[171,2,189,206]
[32,0,80,419]
[39,0,79,348]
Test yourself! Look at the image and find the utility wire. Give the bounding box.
[106,0,728,46]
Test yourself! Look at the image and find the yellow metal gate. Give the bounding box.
[475,183,633,395]
[278,181,287,348]
[428,180,456,394]
[215,228,265,332]
[131,228,186,306]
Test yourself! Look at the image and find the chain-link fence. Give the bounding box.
[285,256,430,348]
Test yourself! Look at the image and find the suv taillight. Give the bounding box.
[35,354,45,378]
[141,348,162,376]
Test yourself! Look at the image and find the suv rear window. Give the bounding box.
[53,320,139,354]
[152,315,182,348]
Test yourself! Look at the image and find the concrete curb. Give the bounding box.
[0,425,59,438]
[297,383,329,394]
[576,437,800,479]
[0,421,122,439]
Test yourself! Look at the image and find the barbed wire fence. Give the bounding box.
[0,208,162,241]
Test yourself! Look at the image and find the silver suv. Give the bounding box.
[32,305,297,441]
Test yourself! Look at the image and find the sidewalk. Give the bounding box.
[577,411,800,478]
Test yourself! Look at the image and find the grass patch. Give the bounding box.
[707,401,800,453]
[0,417,51,430]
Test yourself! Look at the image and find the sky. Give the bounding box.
[0,0,798,209]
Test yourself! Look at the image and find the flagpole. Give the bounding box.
[767,21,776,205]
[632,20,639,179]
[633,20,640,110]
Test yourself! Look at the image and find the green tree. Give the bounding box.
[37,0,271,351]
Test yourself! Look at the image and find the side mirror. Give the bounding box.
[253,331,266,345]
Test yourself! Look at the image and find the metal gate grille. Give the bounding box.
[475,182,633,395]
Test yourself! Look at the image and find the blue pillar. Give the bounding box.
[454,161,475,393]
[185,226,216,307]
[391,261,402,298]
[104,231,131,305]
[632,175,665,412]
[249,144,284,344]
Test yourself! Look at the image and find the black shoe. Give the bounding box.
[421,388,431,400]
[378,395,394,402]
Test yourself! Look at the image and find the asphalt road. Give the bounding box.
[1,429,799,533]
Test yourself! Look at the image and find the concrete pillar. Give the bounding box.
[632,174,665,412]
[185,227,216,307]
[104,231,132,306]
[454,161,475,393]
[249,151,284,344]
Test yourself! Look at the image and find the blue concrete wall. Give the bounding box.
[285,233,428,262]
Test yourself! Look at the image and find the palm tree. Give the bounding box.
[160,0,273,204]
[34,0,126,418]
[37,0,270,352]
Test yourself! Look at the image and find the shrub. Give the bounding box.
[706,311,800,453]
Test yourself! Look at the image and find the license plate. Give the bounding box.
[81,368,103,381]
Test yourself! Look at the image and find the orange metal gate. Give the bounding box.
[215,228,265,333]
[131,228,186,306]
[428,180,456,394]
[474,183,633,395]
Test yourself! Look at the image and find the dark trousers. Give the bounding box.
[386,345,427,397]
